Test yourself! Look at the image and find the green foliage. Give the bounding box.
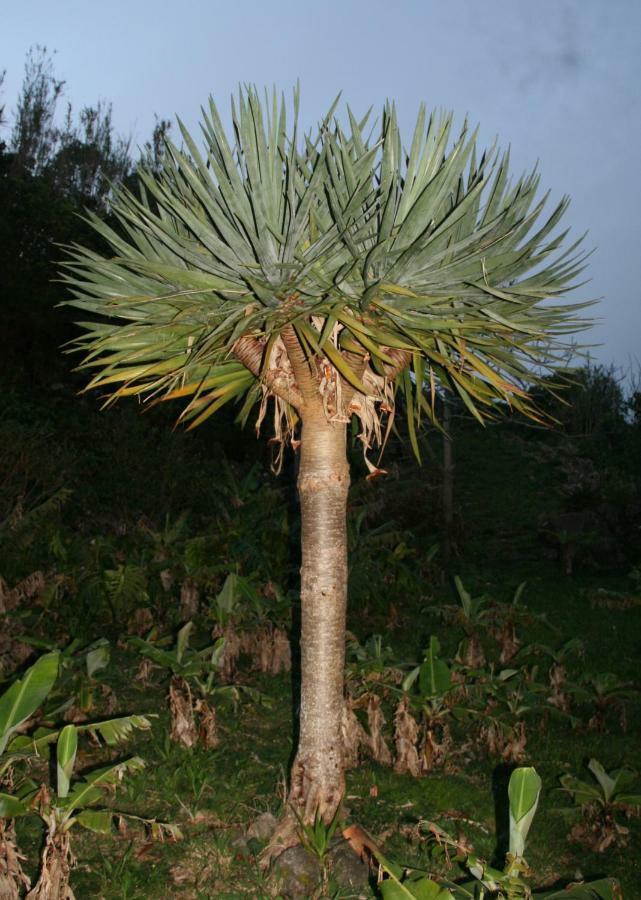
[139,618,267,699]
[348,509,421,609]
[16,635,113,716]
[508,766,541,859]
[560,758,641,812]
[48,739,146,832]
[65,87,588,444]
[11,46,132,205]
[294,804,342,860]
[0,651,59,754]
[209,572,276,628]
[404,637,453,699]
[129,621,224,682]
[0,646,159,897]
[377,768,619,899]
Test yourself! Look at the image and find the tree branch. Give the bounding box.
[280,325,322,408]
[382,347,413,382]
[232,334,304,410]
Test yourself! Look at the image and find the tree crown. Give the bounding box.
[63,87,591,466]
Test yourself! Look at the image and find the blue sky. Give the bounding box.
[3,0,640,374]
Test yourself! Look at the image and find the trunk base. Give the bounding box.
[26,828,75,900]
[0,820,31,900]
[260,753,344,867]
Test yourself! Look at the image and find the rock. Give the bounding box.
[247,811,278,841]
[272,846,323,898]
[328,840,371,891]
[229,827,250,857]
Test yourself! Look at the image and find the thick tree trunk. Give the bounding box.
[264,409,349,859]
[290,410,349,820]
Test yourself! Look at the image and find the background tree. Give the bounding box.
[61,88,589,854]
[0,48,175,387]
[10,46,132,209]
[10,45,64,175]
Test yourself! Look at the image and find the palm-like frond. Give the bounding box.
[62,89,591,446]
[322,104,591,430]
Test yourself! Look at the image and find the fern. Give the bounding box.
[103,564,148,620]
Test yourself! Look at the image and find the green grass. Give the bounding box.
[8,565,639,899]
[2,381,639,897]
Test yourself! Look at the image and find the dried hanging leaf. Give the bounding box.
[127,607,154,636]
[479,719,504,757]
[257,626,273,674]
[348,366,395,476]
[159,569,174,592]
[26,827,76,900]
[501,721,527,763]
[169,676,198,748]
[253,335,299,474]
[341,699,369,769]
[366,695,393,767]
[498,622,521,663]
[213,625,241,681]
[270,628,292,675]
[0,821,31,899]
[420,720,453,772]
[134,658,155,685]
[179,579,199,620]
[1,571,47,611]
[548,663,570,713]
[393,696,421,777]
[460,634,486,669]
[385,602,399,631]
[195,699,219,749]
[100,684,118,714]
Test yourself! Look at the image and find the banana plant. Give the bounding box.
[16,635,113,718]
[396,637,472,773]
[558,758,641,852]
[132,617,268,705]
[403,637,453,700]
[377,767,620,899]
[0,652,153,899]
[130,620,264,748]
[129,620,225,688]
[560,759,641,810]
[570,672,637,731]
[208,572,263,629]
[23,724,146,900]
[346,633,401,687]
[434,577,494,633]
[0,651,59,757]
[0,651,152,785]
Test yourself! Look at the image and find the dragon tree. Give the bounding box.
[62,88,589,855]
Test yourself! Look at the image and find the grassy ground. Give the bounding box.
[2,384,639,897]
[11,565,640,899]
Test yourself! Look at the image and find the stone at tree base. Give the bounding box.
[271,839,371,898]
[247,811,278,842]
[271,847,323,898]
[327,840,371,890]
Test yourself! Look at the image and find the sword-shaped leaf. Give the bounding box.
[0,652,59,754]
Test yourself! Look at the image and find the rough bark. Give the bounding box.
[265,408,350,859]
[237,320,402,863]
[232,334,303,409]
[292,411,349,813]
